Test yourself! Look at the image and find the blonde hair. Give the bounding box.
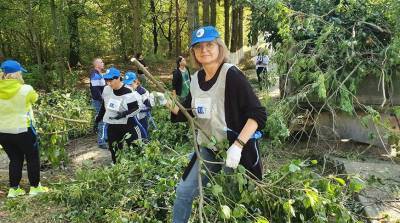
[3,71,24,84]
[190,38,230,69]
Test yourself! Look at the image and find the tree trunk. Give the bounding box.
[238,5,243,49]
[202,0,210,26]
[50,0,65,85]
[230,0,238,52]
[150,0,158,54]
[27,0,43,67]
[224,0,230,48]
[175,0,181,56]
[250,5,258,46]
[187,0,199,38]
[210,0,217,26]
[0,31,5,61]
[130,0,143,54]
[168,0,173,56]
[67,1,80,67]
[118,15,128,61]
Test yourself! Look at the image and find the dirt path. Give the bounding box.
[0,134,111,203]
[0,134,111,170]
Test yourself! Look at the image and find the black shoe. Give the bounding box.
[99,144,108,150]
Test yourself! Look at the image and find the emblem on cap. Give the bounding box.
[196,28,205,37]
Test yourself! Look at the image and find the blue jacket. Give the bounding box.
[136,85,151,111]
[90,69,105,101]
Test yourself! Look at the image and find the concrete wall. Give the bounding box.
[314,112,397,149]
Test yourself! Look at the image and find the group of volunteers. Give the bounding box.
[90,61,152,164]
[0,26,267,223]
[90,26,267,222]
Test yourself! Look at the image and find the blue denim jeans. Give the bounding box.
[92,100,107,147]
[173,148,228,223]
[138,116,148,138]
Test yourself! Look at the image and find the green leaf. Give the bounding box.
[289,163,301,173]
[207,136,217,147]
[220,205,231,219]
[255,217,270,223]
[311,160,318,165]
[232,204,246,218]
[238,165,246,174]
[349,177,365,193]
[283,199,296,217]
[305,189,319,209]
[236,174,247,192]
[334,177,346,186]
[211,184,223,196]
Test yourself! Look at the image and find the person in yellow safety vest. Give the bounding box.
[0,60,49,198]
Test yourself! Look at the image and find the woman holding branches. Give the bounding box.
[167,26,267,223]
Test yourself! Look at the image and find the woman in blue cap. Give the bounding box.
[94,67,142,163]
[123,71,152,139]
[0,60,49,198]
[124,71,151,138]
[168,26,267,222]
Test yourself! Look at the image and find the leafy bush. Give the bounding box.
[24,66,82,91]
[149,108,191,147]
[42,108,363,223]
[50,141,188,222]
[263,99,291,147]
[203,160,364,223]
[249,0,400,113]
[34,89,93,167]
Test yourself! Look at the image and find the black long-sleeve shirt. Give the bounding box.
[172,63,267,144]
[95,85,139,123]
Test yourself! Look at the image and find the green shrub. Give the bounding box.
[34,89,93,167]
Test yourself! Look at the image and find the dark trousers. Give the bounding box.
[138,116,149,138]
[0,128,40,187]
[107,122,139,163]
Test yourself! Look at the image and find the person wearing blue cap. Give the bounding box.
[94,67,142,163]
[0,60,49,198]
[123,71,152,139]
[167,26,267,222]
[89,58,107,149]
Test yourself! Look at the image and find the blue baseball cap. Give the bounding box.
[123,71,137,85]
[1,60,27,74]
[191,26,220,47]
[103,67,120,80]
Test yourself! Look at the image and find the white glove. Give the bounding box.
[149,92,155,106]
[225,143,242,169]
[149,92,167,106]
